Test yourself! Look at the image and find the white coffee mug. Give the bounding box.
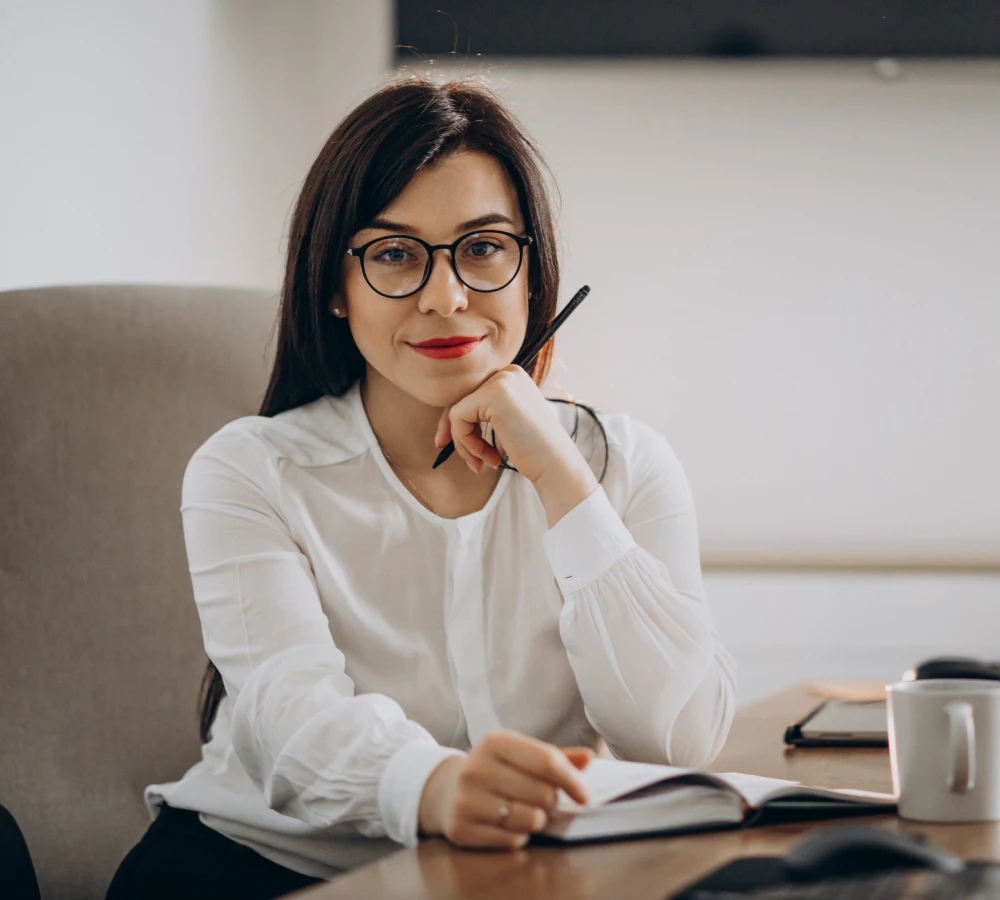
[887,678,1000,822]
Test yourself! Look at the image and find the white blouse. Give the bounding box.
[147,379,736,878]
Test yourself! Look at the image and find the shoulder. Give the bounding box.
[187,388,367,477]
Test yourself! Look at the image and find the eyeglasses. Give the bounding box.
[345,230,533,299]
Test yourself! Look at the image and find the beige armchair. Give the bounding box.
[1,284,279,900]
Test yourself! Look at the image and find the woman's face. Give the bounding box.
[333,149,531,409]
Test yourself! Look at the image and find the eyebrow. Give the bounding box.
[362,213,517,235]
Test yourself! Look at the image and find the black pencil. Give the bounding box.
[431,285,592,470]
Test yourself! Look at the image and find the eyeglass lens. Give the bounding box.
[362,232,522,296]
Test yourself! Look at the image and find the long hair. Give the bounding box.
[198,73,608,743]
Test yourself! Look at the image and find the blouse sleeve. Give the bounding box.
[180,428,464,847]
[541,422,737,767]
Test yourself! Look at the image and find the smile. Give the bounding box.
[409,337,485,360]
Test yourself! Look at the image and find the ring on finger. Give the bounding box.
[496,801,547,833]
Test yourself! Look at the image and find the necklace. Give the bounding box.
[381,448,441,515]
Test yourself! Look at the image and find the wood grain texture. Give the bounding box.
[289,686,1000,900]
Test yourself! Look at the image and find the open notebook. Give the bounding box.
[542,759,896,843]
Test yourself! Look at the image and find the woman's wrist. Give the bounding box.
[417,755,465,837]
[531,453,599,529]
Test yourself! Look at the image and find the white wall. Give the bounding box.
[3,3,998,706]
[420,58,1000,705]
[0,0,391,290]
[429,59,1000,560]
[424,58,1000,705]
[707,571,1000,706]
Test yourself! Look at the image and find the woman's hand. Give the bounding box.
[434,366,599,526]
[434,366,581,484]
[417,731,594,850]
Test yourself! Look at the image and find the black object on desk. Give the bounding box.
[784,700,888,748]
[671,825,983,899]
[782,826,964,880]
[784,657,1000,748]
[904,656,1000,682]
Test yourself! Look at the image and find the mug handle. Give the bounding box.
[945,700,976,793]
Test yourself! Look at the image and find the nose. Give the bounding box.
[416,248,468,316]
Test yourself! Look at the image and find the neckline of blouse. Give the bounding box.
[346,379,513,528]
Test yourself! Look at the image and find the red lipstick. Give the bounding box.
[409,336,485,360]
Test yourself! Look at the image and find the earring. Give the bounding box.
[332,307,344,317]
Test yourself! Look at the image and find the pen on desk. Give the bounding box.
[431,284,592,470]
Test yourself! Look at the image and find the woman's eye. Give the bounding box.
[374,247,412,263]
[465,241,499,257]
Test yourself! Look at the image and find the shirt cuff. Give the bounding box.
[542,485,636,594]
[377,740,467,847]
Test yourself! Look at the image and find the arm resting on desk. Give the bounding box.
[542,424,737,768]
[182,433,464,848]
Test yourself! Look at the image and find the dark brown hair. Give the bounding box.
[198,72,608,743]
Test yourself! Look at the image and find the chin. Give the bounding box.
[403,367,497,409]
[414,381,480,409]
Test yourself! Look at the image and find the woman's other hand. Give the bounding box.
[417,731,594,850]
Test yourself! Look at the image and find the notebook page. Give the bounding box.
[556,758,698,810]
[714,771,895,808]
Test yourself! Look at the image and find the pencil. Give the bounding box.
[431,284,592,470]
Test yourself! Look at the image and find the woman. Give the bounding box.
[106,74,736,899]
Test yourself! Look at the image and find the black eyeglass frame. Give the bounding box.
[345,230,534,299]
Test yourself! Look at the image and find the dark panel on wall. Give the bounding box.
[396,0,1000,59]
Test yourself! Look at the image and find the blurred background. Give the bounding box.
[2,1,997,706]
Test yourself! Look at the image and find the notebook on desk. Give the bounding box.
[539,758,895,843]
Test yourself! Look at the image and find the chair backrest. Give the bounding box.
[0,284,280,900]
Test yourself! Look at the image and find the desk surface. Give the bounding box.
[292,687,1000,900]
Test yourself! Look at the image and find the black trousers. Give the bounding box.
[105,803,324,900]
[0,803,41,900]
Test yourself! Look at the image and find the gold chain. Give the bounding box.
[381,449,441,516]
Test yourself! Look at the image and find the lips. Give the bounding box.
[409,336,485,360]
[410,336,485,348]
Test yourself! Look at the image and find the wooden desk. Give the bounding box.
[293,687,1000,899]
